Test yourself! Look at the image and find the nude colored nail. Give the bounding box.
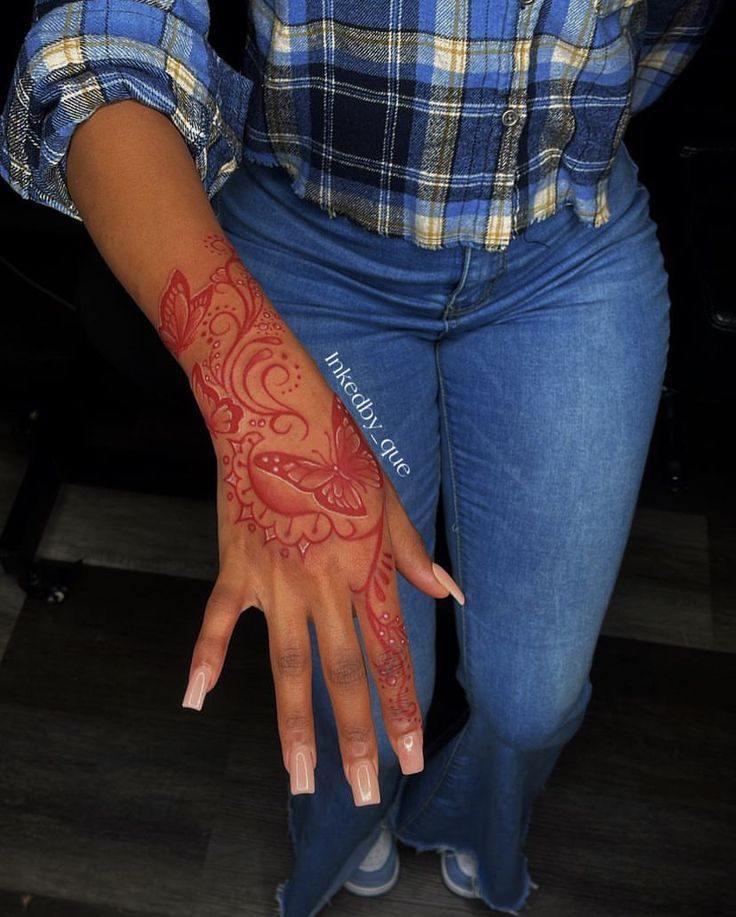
[432,562,466,606]
[288,744,315,795]
[182,665,209,711]
[349,760,380,806]
[397,730,424,774]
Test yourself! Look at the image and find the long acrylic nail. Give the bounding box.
[432,562,466,605]
[396,730,424,774]
[288,744,315,795]
[182,665,209,711]
[348,760,380,806]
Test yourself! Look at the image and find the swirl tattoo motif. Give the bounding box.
[157,235,420,730]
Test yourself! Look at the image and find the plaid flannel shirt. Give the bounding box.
[0,0,720,251]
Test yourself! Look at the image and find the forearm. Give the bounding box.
[66,99,229,373]
[65,99,331,462]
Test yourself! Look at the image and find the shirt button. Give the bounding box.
[501,108,523,127]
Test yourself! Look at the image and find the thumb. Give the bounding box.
[384,481,465,605]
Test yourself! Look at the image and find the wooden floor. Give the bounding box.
[0,412,734,917]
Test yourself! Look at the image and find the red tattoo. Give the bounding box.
[157,236,420,730]
[253,397,382,516]
[158,269,213,358]
[362,548,417,723]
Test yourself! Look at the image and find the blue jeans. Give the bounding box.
[213,141,669,916]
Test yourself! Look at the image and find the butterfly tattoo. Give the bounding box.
[158,269,212,358]
[252,396,383,516]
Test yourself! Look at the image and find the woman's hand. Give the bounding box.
[64,100,463,805]
[172,236,464,804]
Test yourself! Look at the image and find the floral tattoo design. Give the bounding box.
[157,236,418,727]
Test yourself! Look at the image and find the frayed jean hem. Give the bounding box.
[396,831,539,915]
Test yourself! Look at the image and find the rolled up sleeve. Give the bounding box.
[631,0,722,115]
[0,0,254,218]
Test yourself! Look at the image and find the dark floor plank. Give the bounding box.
[0,565,733,916]
[525,637,735,917]
[0,889,169,916]
[0,568,249,915]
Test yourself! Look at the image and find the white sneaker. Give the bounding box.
[343,823,400,897]
[441,851,540,909]
[440,850,480,899]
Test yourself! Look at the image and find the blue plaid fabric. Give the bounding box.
[0,0,720,250]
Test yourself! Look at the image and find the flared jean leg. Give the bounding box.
[396,145,670,912]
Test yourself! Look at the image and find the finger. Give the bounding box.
[311,588,381,807]
[263,590,316,795]
[181,573,250,711]
[352,512,425,776]
[383,475,465,605]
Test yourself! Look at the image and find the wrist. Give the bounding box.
[155,235,318,444]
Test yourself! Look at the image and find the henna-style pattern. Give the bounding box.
[157,235,420,730]
[360,546,418,725]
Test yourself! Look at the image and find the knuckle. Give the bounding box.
[385,694,419,725]
[196,633,227,658]
[343,724,372,746]
[342,724,373,758]
[373,648,409,687]
[274,646,309,679]
[281,712,309,735]
[328,654,366,691]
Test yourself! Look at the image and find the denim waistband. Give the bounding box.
[229,139,642,264]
